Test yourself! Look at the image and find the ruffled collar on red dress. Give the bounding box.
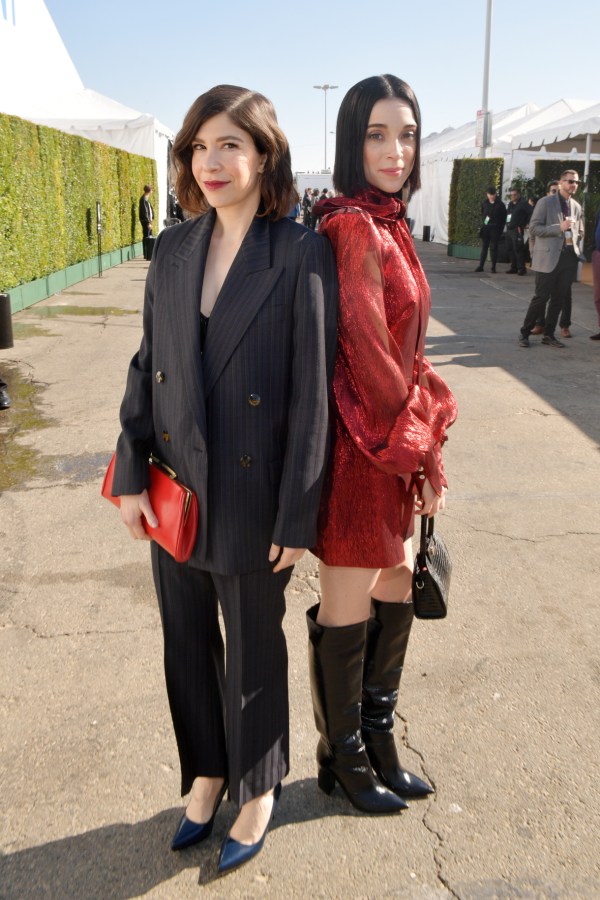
[313,187,406,221]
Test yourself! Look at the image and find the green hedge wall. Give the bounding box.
[0,112,157,291]
[534,159,600,259]
[448,157,504,246]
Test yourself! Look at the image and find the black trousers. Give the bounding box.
[151,544,292,807]
[520,249,578,339]
[479,225,501,268]
[506,230,526,273]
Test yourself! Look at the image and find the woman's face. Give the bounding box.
[191,112,266,214]
[363,98,417,194]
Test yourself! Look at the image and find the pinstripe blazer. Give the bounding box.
[112,210,338,575]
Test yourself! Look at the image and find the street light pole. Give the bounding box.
[480,0,493,158]
[314,84,338,170]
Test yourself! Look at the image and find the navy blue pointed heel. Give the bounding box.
[217,783,281,875]
[171,779,228,851]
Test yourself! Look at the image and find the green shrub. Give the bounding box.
[0,112,157,291]
[448,157,504,246]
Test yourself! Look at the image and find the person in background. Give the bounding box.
[518,169,584,348]
[138,184,154,238]
[0,375,10,410]
[309,74,457,817]
[168,186,185,223]
[302,188,312,227]
[505,186,531,276]
[310,188,321,229]
[113,84,337,877]
[529,181,560,336]
[474,186,506,273]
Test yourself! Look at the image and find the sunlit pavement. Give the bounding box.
[1,244,599,898]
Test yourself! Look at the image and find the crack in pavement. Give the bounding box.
[2,620,159,640]
[396,712,461,898]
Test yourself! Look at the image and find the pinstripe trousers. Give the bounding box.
[151,544,292,808]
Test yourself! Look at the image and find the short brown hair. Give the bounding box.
[560,169,579,180]
[172,84,297,220]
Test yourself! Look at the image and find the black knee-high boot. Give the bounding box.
[362,600,433,798]
[306,604,407,814]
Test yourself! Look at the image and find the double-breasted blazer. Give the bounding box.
[530,193,584,274]
[112,209,338,575]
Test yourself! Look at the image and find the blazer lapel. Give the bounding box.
[202,215,283,396]
[165,210,217,438]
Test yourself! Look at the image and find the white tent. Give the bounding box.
[409,99,599,245]
[511,104,600,191]
[512,103,600,154]
[0,0,173,228]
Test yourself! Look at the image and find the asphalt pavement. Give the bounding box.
[1,242,599,899]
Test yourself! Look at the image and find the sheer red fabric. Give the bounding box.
[313,190,457,568]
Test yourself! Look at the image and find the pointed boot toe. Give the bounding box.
[376,757,434,799]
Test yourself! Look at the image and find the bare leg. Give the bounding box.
[318,538,413,626]
[185,776,226,824]
[317,563,379,626]
[228,788,276,845]
[372,538,413,603]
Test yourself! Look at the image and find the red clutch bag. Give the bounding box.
[101,453,199,563]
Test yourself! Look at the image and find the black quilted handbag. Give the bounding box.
[412,516,451,619]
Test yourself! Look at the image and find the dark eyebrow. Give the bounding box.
[194,134,244,142]
[366,122,417,129]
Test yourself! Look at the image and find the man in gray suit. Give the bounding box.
[518,170,584,348]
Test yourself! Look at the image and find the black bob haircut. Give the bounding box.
[332,74,422,198]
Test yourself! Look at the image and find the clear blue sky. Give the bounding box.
[44,0,598,174]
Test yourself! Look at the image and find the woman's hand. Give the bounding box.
[415,478,447,517]
[119,490,158,541]
[268,544,306,573]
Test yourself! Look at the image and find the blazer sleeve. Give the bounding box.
[111,239,161,496]
[321,210,457,494]
[529,197,561,238]
[271,235,338,549]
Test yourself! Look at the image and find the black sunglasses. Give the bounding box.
[564,179,580,185]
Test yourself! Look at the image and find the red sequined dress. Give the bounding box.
[313,189,457,568]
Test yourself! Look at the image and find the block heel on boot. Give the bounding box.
[317,767,336,795]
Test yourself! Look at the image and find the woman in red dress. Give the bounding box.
[308,75,457,814]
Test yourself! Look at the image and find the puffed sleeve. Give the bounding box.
[321,208,457,494]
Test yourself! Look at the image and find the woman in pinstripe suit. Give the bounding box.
[112,85,337,875]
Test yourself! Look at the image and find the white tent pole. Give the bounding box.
[583,133,592,194]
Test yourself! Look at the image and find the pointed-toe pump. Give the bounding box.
[171,780,228,851]
[217,783,281,876]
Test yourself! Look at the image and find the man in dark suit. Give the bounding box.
[138,184,154,238]
[505,186,531,276]
[474,186,506,273]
